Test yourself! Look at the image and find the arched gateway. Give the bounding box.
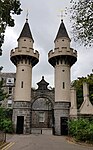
[31,76,55,134]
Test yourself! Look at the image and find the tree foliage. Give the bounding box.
[0,0,22,54]
[0,80,8,102]
[69,0,93,46]
[0,107,13,132]
[69,118,93,142]
[72,73,93,108]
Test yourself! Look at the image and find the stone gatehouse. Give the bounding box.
[1,17,93,136]
[12,76,55,134]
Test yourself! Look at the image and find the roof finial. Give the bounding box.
[58,10,64,22]
[60,10,63,22]
[26,9,28,22]
[42,76,44,80]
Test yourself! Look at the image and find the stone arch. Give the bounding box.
[31,94,54,108]
[31,94,54,129]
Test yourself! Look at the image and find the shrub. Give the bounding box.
[69,118,93,142]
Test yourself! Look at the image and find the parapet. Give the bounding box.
[48,47,77,58]
[48,47,77,67]
[10,47,39,67]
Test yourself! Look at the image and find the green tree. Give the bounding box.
[0,80,8,102]
[72,73,93,108]
[0,0,22,55]
[69,0,93,46]
[0,66,8,103]
[0,118,13,133]
[0,107,13,132]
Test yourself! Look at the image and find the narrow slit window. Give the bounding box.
[21,81,23,88]
[63,82,65,89]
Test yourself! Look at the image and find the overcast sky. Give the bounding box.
[1,0,93,88]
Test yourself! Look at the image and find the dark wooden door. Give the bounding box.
[16,116,24,134]
[61,117,68,135]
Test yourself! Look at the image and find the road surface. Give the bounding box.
[3,134,93,150]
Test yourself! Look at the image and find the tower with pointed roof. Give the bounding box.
[48,20,77,135]
[10,19,39,134]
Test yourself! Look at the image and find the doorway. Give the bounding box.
[16,116,24,134]
[61,117,68,135]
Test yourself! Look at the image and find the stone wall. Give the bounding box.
[13,101,31,134]
[54,102,70,135]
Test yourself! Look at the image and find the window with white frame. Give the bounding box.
[8,99,12,107]
[6,78,14,85]
[39,112,45,123]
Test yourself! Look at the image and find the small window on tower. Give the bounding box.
[63,82,65,89]
[24,39,26,41]
[21,81,23,88]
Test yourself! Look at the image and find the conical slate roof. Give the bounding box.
[18,19,34,42]
[54,20,70,41]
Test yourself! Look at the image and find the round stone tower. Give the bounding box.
[10,19,39,134]
[48,20,77,135]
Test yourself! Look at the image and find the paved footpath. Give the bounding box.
[2,134,93,150]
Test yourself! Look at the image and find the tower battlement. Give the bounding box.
[48,47,77,58]
[10,47,39,67]
[11,47,39,59]
[48,47,77,67]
